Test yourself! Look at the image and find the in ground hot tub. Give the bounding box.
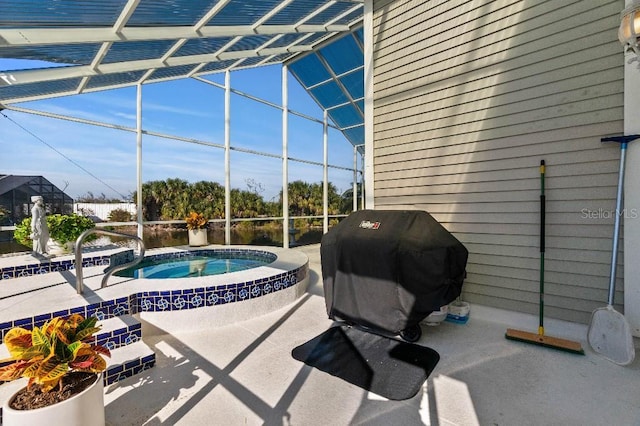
[100,246,310,332]
[115,249,277,279]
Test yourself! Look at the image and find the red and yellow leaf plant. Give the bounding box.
[0,314,110,392]
[185,212,208,230]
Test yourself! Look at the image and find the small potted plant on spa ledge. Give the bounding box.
[185,211,208,246]
[0,314,110,426]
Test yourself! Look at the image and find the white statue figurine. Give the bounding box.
[30,196,49,255]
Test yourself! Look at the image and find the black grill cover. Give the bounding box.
[321,210,468,334]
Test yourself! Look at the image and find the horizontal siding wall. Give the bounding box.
[372,0,625,323]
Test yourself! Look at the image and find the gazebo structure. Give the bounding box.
[0,175,73,225]
[1,0,640,337]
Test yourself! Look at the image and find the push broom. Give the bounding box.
[505,160,584,354]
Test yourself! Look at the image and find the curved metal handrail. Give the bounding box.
[74,229,145,294]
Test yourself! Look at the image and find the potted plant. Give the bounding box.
[14,214,96,255]
[0,314,110,426]
[185,211,208,246]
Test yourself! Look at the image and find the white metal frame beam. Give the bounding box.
[353,145,359,212]
[194,0,233,31]
[113,0,142,32]
[1,45,314,87]
[0,24,352,47]
[225,71,232,245]
[282,65,290,248]
[323,110,329,234]
[135,83,143,239]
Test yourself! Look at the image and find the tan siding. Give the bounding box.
[372,0,624,324]
[375,123,622,160]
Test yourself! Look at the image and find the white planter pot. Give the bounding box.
[2,374,105,426]
[188,229,208,246]
[46,240,74,256]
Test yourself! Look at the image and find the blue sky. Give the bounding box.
[0,60,357,202]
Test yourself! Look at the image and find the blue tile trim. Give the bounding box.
[0,253,112,281]
[0,260,308,339]
[104,355,156,386]
[95,324,143,351]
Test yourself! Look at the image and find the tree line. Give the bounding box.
[131,178,355,222]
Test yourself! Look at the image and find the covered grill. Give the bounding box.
[321,210,468,340]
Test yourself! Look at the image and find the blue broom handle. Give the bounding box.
[601,135,640,305]
[608,143,626,306]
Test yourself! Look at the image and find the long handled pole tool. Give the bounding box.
[587,135,639,365]
[506,160,585,354]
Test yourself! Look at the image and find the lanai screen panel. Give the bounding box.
[0,0,363,147]
[288,27,364,147]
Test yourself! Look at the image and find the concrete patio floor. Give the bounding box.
[101,244,640,426]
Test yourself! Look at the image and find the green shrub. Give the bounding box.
[14,214,96,246]
[235,221,254,231]
[13,218,31,247]
[107,208,133,222]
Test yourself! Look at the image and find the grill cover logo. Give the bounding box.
[359,220,380,230]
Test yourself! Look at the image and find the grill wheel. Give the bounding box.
[399,324,422,343]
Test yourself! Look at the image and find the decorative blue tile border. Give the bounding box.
[0,254,111,281]
[129,266,305,313]
[0,296,132,340]
[0,263,308,340]
[104,354,156,386]
[95,321,142,351]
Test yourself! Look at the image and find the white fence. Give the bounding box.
[74,203,137,221]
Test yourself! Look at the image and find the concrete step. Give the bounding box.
[105,340,156,385]
[0,264,106,300]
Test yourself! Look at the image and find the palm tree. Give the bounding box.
[191,181,225,219]
[133,180,165,221]
[133,177,348,223]
[160,178,190,219]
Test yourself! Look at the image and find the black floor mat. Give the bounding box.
[291,325,439,400]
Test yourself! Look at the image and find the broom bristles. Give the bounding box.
[505,328,585,355]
